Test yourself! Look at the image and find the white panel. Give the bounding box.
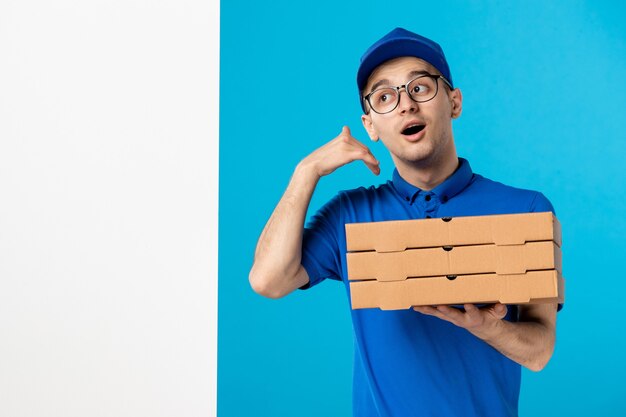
[0,1,218,416]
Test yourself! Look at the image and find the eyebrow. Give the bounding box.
[368,70,433,93]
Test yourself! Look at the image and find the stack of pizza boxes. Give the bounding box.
[345,212,564,310]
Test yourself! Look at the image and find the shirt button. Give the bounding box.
[442,195,449,203]
[405,196,410,201]
[425,195,431,201]
[426,215,432,219]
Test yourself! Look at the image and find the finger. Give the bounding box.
[436,305,465,322]
[313,138,378,177]
[464,303,480,317]
[349,138,380,168]
[464,303,479,312]
[492,303,508,318]
[336,126,357,147]
[337,126,373,153]
[362,150,380,173]
[348,148,380,175]
[363,160,381,176]
[413,306,437,315]
[344,134,377,157]
[338,126,370,153]
[416,306,459,326]
[336,127,380,170]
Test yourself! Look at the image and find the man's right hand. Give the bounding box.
[297,126,380,179]
[249,126,379,298]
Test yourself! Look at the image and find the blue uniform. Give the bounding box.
[300,158,556,417]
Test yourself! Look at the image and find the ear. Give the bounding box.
[449,88,463,119]
[361,113,379,141]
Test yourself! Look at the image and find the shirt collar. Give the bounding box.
[391,158,474,203]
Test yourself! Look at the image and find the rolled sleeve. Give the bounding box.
[300,193,343,290]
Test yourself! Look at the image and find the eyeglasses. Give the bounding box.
[362,74,453,114]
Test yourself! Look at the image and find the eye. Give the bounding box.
[372,89,396,105]
[411,83,429,94]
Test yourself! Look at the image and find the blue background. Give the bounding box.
[220,1,626,415]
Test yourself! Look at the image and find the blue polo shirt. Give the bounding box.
[300,157,557,417]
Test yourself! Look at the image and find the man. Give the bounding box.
[249,27,559,417]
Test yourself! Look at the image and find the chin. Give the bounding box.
[403,146,437,163]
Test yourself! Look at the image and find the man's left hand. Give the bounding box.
[413,303,508,340]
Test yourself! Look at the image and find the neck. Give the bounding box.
[395,143,459,191]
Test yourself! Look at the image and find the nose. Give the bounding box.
[396,89,418,114]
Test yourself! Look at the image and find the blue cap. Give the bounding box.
[357,27,453,95]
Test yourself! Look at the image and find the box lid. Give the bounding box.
[345,212,561,253]
[347,241,561,282]
[349,270,565,310]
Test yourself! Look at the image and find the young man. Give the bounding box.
[249,27,559,417]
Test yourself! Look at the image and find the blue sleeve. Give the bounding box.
[299,193,344,290]
[529,191,564,312]
[529,191,556,215]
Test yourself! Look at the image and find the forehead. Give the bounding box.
[365,56,440,91]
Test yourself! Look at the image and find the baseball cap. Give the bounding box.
[357,27,453,96]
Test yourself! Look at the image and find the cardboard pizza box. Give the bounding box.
[345,212,561,253]
[349,270,564,310]
[345,212,565,310]
[347,241,561,282]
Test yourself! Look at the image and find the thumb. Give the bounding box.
[342,125,351,136]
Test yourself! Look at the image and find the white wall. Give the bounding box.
[0,1,218,416]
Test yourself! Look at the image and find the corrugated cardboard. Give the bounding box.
[347,241,561,282]
[349,270,565,310]
[345,212,564,310]
[346,212,561,253]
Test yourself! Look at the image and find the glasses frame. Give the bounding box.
[362,74,453,114]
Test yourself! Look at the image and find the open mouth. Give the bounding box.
[402,124,425,135]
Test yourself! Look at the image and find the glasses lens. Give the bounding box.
[407,76,438,102]
[407,76,437,102]
[369,88,399,114]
